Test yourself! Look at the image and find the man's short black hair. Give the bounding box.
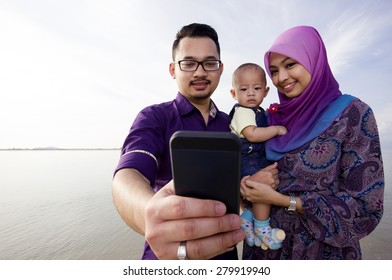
[172,23,220,61]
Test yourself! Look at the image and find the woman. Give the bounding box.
[241,26,384,260]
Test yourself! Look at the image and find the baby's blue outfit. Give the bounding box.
[229,104,270,177]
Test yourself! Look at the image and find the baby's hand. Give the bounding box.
[276,126,287,136]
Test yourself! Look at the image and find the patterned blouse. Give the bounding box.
[243,99,384,260]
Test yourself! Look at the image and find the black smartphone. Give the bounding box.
[170,131,241,214]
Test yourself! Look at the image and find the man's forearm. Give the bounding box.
[112,168,154,235]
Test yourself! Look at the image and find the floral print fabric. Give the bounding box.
[243,99,384,260]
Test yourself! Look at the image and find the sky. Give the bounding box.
[1,0,392,150]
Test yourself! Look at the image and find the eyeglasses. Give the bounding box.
[177,60,222,72]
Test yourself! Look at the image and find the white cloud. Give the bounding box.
[0,2,177,148]
[1,0,392,149]
[324,1,391,75]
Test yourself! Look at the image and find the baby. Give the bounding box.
[229,63,287,250]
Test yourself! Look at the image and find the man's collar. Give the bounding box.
[175,92,217,118]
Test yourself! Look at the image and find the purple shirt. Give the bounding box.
[115,93,237,260]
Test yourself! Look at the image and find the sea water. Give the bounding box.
[0,150,390,259]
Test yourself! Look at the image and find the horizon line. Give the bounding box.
[0,147,121,151]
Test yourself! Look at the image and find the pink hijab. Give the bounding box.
[264,26,354,160]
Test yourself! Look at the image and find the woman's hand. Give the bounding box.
[247,162,280,189]
[240,163,281,204]
[240,176,278,204]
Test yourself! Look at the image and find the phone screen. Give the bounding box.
[170,131,241,214]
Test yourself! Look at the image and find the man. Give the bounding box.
[112,23,276,260]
